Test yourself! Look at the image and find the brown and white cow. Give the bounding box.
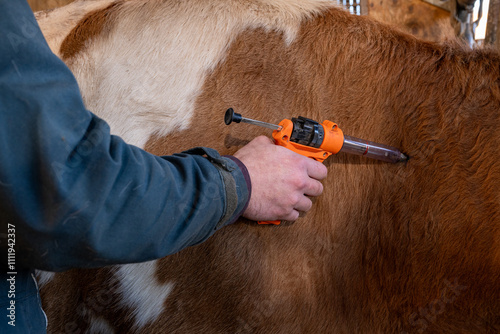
[35,0,499,333]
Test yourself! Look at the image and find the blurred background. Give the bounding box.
[28,0,73,11]
[27,0,499,48]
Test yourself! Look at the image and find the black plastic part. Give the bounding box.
[290,116,324,148]
[224,108,242,125]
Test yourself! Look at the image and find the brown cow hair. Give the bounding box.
[147,8,500,333]
[59,1,123,61]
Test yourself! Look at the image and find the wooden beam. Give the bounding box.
[485,0,500,47]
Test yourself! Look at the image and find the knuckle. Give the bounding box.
[288,193,302,207]
[256,135,273,144]
[273,205,290,218]
[292,176,308,190]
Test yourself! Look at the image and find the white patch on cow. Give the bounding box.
[35,270,55,288]
[36,0,115,57]
[60,0,335,148]
[114,261,175,330]
[87,316,116,334]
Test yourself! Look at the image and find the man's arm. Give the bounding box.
[0,0,327,272]
[0,0,250,271]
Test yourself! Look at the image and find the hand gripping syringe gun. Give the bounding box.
[224,108,407,224]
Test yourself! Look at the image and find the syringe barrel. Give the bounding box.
[341,135,406,163]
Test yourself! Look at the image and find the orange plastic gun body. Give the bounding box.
[258,119,344,225]
[272,119,344,162]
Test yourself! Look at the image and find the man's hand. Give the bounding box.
[233,136,328,222]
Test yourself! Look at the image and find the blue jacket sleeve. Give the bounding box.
[0,0,250,272]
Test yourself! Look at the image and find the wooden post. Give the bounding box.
[360,0,369,15]
[485,0,500,47]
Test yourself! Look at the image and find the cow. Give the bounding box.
[35,0,500,333]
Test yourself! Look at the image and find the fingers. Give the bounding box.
[236,136,328,222]
[291,155,325,197]
[294,195,313,212]
[277,182,315,220]
[280,195,312,221]
[278,162,323,220]
[282,209,300,222]
[305,158,328,181]
[303,179,323,197]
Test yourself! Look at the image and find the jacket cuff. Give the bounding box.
[222,155,251,225]
[181,148,251,228]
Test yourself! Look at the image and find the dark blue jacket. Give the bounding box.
[0,1,250,332]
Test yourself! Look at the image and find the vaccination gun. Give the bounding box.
[224,108,407,224]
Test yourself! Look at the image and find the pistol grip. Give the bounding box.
[257,220,281,225]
